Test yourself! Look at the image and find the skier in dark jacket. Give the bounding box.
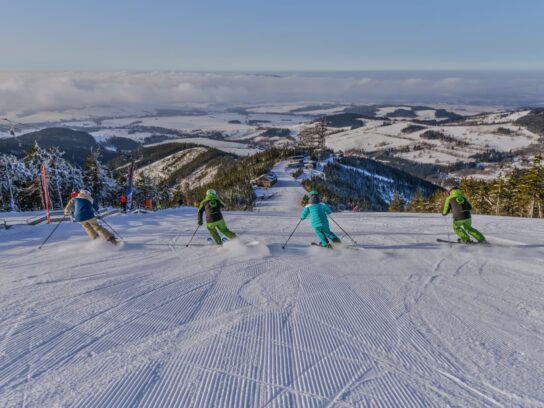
[442,186,485,244]
[197,189,237,245]
[64,189,117,244]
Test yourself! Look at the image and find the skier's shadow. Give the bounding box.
[361,242,438,250]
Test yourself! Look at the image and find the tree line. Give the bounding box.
[391,155,544,218]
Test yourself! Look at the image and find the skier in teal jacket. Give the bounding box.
[300,191,341,247]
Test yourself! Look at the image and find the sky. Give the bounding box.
[1,0,543,71]
[1,1,543,112]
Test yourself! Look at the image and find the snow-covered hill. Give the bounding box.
[1,165,544,407]
[325,109,542,179]
[3,104,542,181]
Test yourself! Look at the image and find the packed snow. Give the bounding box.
[1,163,544,407]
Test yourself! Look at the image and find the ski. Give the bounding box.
[436,238,488,245]
[311,242,332,249]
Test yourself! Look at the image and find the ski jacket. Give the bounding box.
[442,189,472,221]
[198,197,225,224]
[64,194,99,222]
[301,203,332,228]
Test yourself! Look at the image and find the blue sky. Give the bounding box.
[0,0,543,70]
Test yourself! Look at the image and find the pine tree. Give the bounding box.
[518,155,544,217]
[82,148,116,205]
[0,154,20,211]
[83,150,101,197]
[406,190,426,212]
[389,192,406,212]
[298,118,328,151]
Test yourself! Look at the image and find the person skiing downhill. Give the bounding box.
[301,191,341,248]
[442,185,486,244]
[64,189,117,245]
[197,189,237,245]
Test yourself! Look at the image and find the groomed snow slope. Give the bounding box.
[1,166,544,407]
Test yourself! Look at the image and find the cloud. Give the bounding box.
[0,70,543,115]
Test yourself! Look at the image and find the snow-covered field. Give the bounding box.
[1,163,544,407]
[325,115,541,176]
[147,138,262,156]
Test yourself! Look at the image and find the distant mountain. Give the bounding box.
[101,136,141,153]
[324,108,541,181]
[515,108,544,136]
[302,156,442,211]
[0,128,139,166]
[110,142,236,191]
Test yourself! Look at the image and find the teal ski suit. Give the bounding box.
[300,193,340,247]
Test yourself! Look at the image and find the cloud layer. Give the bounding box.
[1,70,543,114]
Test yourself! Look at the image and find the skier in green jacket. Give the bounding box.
[442,186,486,244]
[197,189,237,245]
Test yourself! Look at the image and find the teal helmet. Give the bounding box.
[308,190,319,196]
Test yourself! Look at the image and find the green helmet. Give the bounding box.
[206,189,218,199]
[308,190,319,196]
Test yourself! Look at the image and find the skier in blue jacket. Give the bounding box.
[300,191,341,248]
[64,189,117,244]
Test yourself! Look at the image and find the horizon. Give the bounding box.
[1,70,543,116]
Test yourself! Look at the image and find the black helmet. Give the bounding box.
[308,191,320,204]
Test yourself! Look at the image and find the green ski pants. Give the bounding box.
[453,218,485,243]
[207,219,236,245]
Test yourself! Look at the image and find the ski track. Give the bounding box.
[1,163,544,407]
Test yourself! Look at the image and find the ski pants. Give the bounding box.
[313,225,340,247]
[81,218,113,241]
[452,218,485,243]
[207,219,236,245]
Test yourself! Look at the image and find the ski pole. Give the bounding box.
[38,215,66,250]
[281,219,302,249]
[99,215,124,240]
[329,216,357,245]
[442,214,452,245]
[186,225,201,247]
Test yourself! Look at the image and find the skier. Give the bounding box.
[120,194,128,213]
[197,189,237,245]
[442,185,486,244]
[300,191,341,248]
[64,189,117,245]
